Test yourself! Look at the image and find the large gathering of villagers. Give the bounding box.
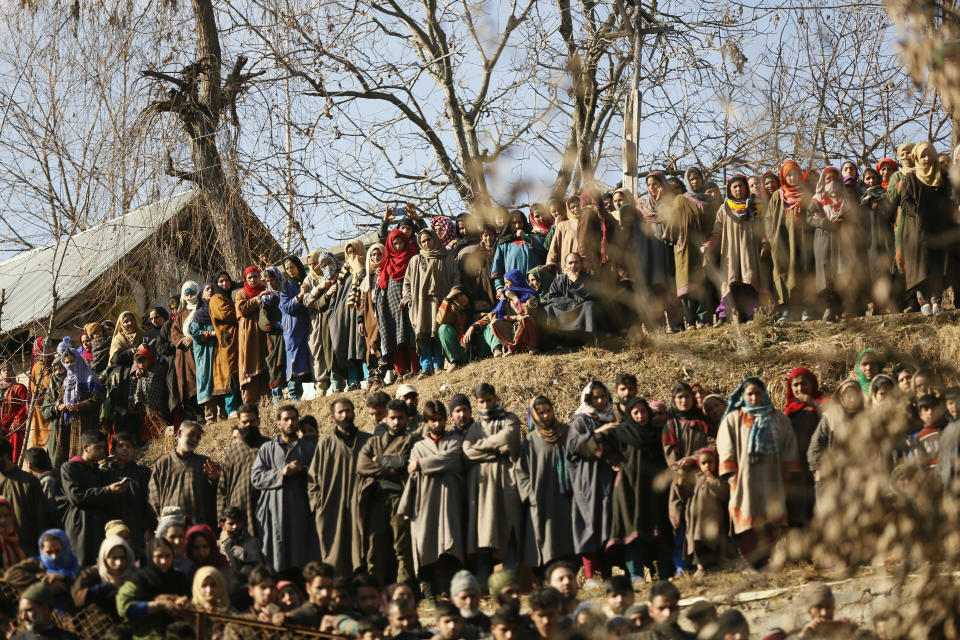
[1,141,960,639]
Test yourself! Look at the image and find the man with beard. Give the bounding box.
[462,383,522,588]
[11,582,78,640]
[252,404,320,575]
[148,420,219,527]
[308,398,370,576]
[358,399,418,589]
[285,561,335,627]
[61,431,129,566]
[103,432,154,554]
[448,394,474,438]
[217,404,268,539]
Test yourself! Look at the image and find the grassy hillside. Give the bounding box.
[145,309,960,464]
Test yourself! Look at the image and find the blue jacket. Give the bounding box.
[278,280,312,379]
[491,235,546,291]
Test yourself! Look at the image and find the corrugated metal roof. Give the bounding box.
[0,191,195,336]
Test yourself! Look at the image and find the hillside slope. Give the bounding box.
[146,309,960,463]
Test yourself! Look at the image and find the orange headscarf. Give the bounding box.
[875,158,899,189]
[778,160,805,215]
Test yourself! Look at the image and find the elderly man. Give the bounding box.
[11,582,79,640]
[148,420,219,527]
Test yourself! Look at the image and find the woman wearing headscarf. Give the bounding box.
[0,362,29,463]
[783,367,827,526]
[566,381,619,585]
[859,167,898,314]
[234,267,268,405]
[403,228,460,378]
[377,230,420,379]
[0,497,24,571]
[701,175,765,323]
[169,281,198,418]
[895,142,955,315]
[431,216,458,250]
[5,529,80,613]
[607,396,673,584]
[116,537,190,639]
[357,243,385,389]
[807,379,866,500]
[302,251,340,391]
[886,143,918,309]
[624,172,682,332]
[661,382,715,572]
[515,396,575,573]
[184,524,231,586]
[529,202,554,241]
[545,194,584,270]
[189,283,220,421]
[716,377,800,569]
[662,179,713,328]
[106,311,143,432]
[71,535,135,621]
[574,189,618,281]
[765,160,816,321]
[27,337,56,452]
[492,210,547,295]
[129,344,169,443]
[191,566,230,616]
[527,266,555,304]
[208,272,241,418]
[807,167,867,320]
[48,338,104,461]
[483,269,540,356]
[277,255,312,400]
[328,238,369,390]
[259,267,286,404]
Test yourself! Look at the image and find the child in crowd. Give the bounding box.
[675,447,729,573]
[910,394,944,469]
[218,506,263,587]
[602,575,635,618]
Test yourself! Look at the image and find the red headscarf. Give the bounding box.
[875,158,899,189]
[185,524,229,569]
[241,266,266,299]
[778,161,805,215]
[529,204,553,235]
[0,497,24,570]
[378,229,419,291]
[783,367,827,416]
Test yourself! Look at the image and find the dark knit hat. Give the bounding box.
[20,582,53,606]
[448,394,471,414]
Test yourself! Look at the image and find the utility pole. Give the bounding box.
[619,2,672,196]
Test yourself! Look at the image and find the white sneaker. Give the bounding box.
[384,370,395,385]
[800,309,811,321]
[932,303,943,316]
[921,304,933,317]
[581,578,603,591]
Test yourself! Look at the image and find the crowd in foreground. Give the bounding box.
[0,336,957,638]
[4,142,960,473]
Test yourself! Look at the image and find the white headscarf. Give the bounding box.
[97,535,135,585]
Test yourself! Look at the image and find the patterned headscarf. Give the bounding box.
[723,377,779,462]
[431,216,458,248]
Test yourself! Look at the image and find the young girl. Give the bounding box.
[766,161,814,321]
[378,230,420,379]
[189,284,220,419]
[357,243,385,388]
[783,367,827,525]
[403,229,460,378]
[328,239,368,390]
[856,348,883,398]
[678,448,729,573]
[808,167,865,320]
[483,270,540,357]
[702,175,764,323]
[608,396,673,585]
[717,377,800,569]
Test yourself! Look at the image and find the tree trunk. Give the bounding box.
[189,0,249,274]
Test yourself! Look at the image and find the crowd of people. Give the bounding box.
[0,341,956,639]
[0,144,957,638]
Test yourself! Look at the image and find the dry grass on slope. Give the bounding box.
[144,310,960,465]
